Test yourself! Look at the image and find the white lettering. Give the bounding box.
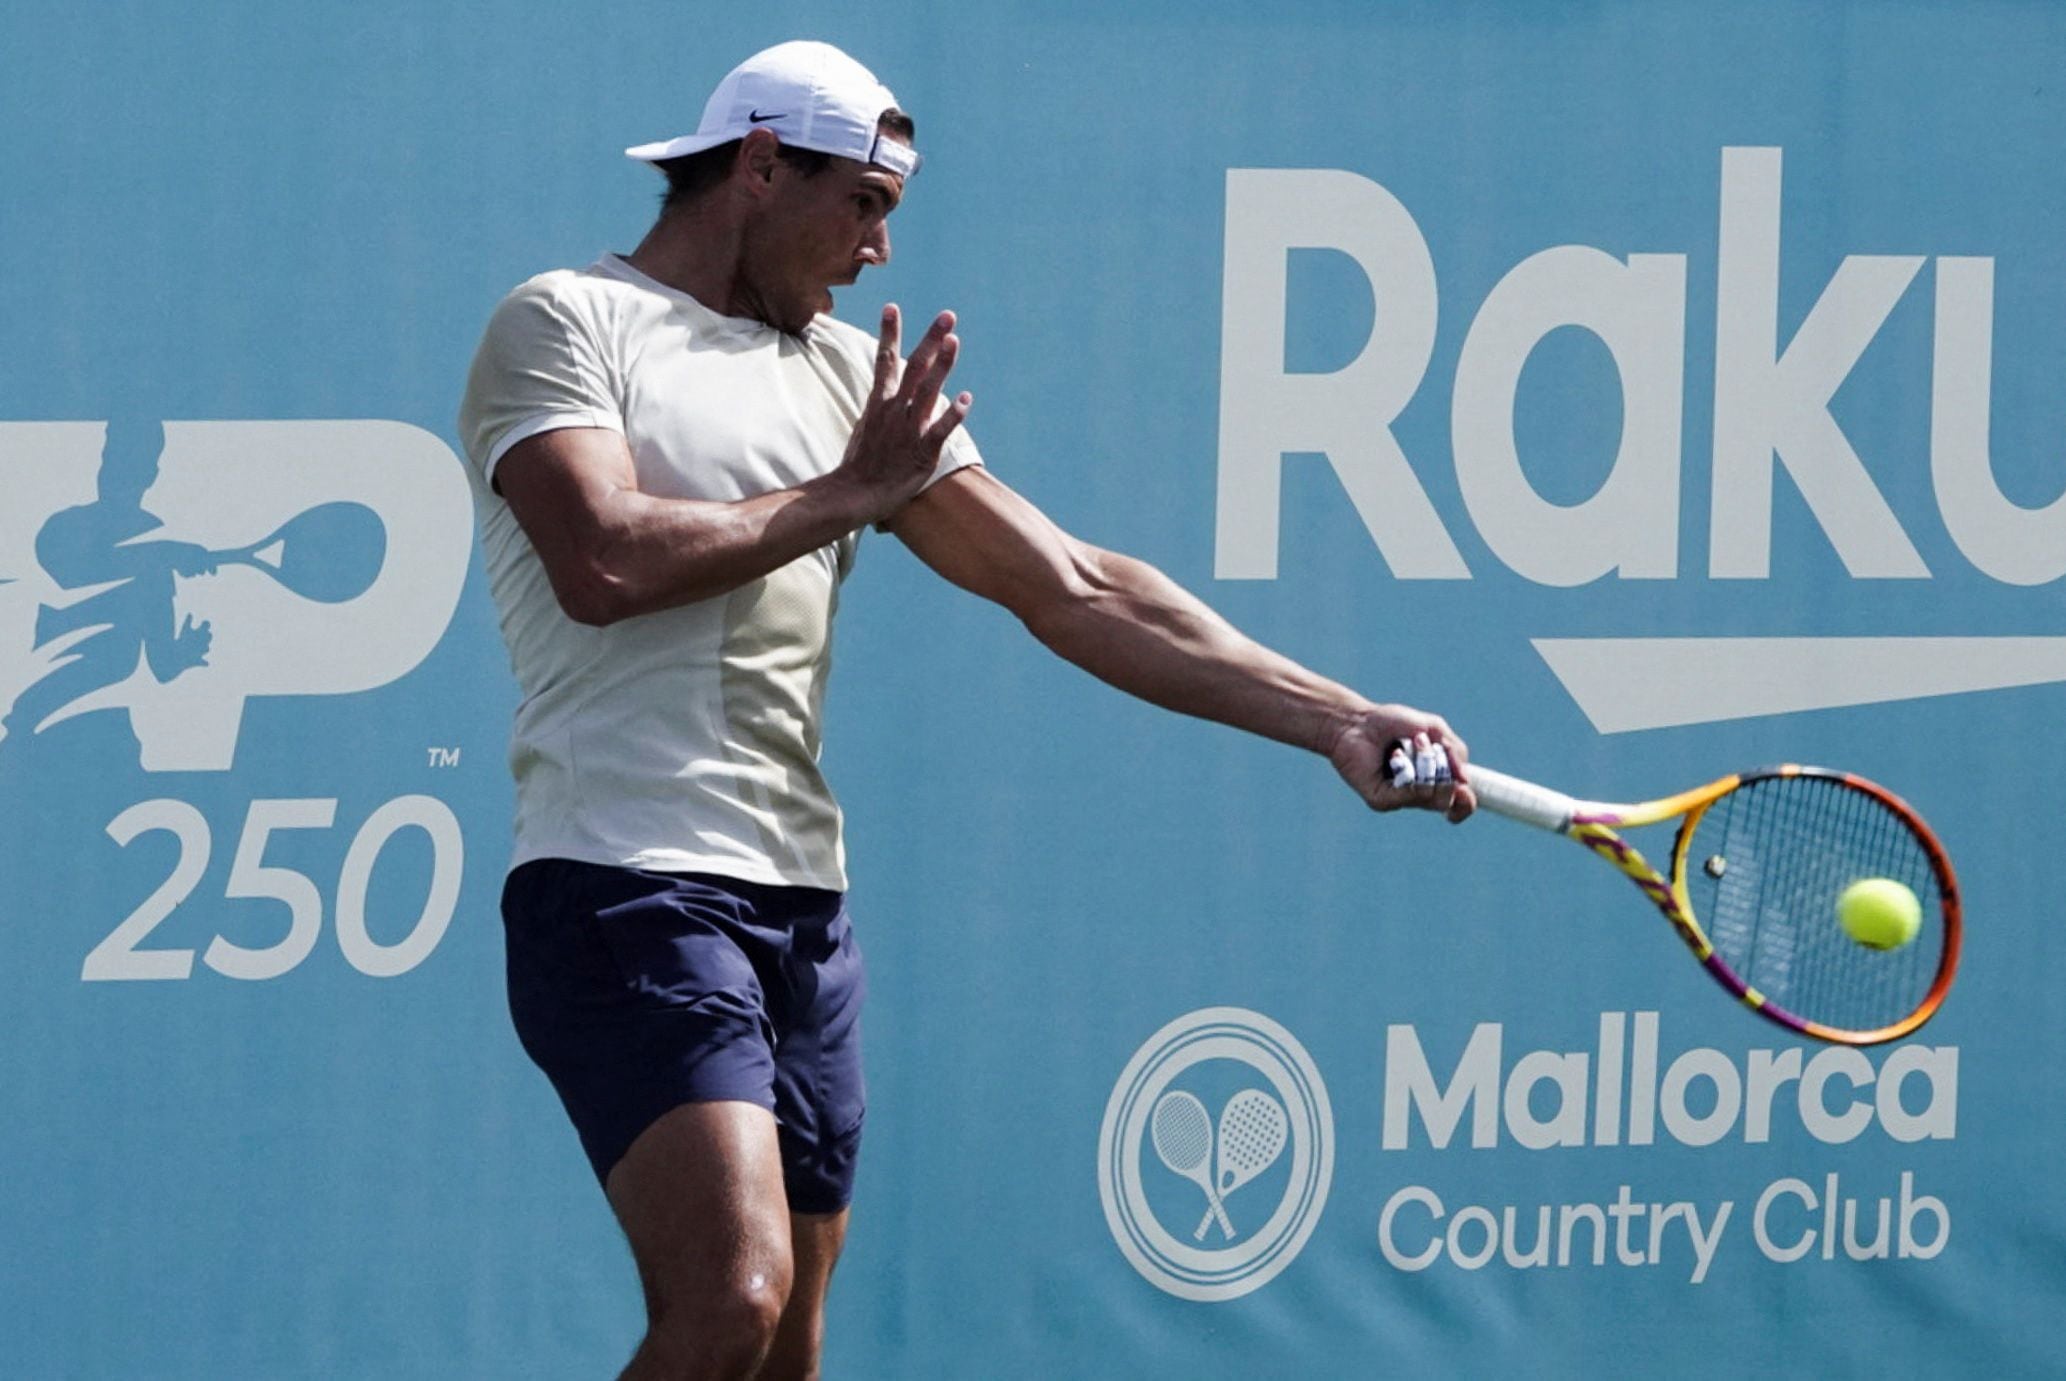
[1216,169,1466,580]
[1754,1176,1817,1263]
[1593,1011,1624,1146]
[1659,1047,1744,1147]
[1377,1013,1957,1149]
[1628,1011,1659,1145]
[1709,146,1927,578]
[1446,1206,1500,1270]
[1931,257,2066,584]
[1844,1195,1891,1261]
[1383,1022,1501,1149]
[1379,1183,1733,1283]
[1502,1205,1551,1269]
[1684,1200,1734,1285]
[1559,1201,1607,1267]
[1743,1047,1803,1143]
[1876,1044,1959,1142]
[1213,151,2050,593]
[1798,1046,1876,1144]
[1503,1048,1589,1149]
[1453,246,1686,583]
[1607,1183,1645,1266]
[1378,1185,1444,1270]
[1898,1172,1950,1259]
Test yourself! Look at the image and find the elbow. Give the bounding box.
[1019,587,1086,648]
[1017,598,1067,650]
[560,592,622,628]
[1017,543,1116,652]
[553,563,639,627]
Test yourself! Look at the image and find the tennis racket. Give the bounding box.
[1150,1090,1234,1240]
[1194,1089,1288,1241]
[1463,762,1960,1046]
[210,502,386,604]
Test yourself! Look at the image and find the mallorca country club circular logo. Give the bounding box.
[1098,1007,1334,1301]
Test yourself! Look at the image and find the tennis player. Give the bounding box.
[459,39,1472,1381]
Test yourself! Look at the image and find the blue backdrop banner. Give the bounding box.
[2,2,2060,1375]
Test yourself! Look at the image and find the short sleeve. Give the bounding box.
[458,276,625,489]
[924,407,983,488]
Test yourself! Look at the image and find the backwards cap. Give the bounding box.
[625,40,919,178]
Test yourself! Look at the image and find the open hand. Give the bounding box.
[833,304,974,524]
[162,614,213,678]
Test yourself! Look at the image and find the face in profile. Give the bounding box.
[745,152,904,332]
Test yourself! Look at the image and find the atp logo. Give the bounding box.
[0,419,473,771]
[1098,1007,1334,1301]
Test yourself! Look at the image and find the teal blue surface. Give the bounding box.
[2,2,2061,1375]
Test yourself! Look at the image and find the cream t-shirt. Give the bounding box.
[458,254,981,890]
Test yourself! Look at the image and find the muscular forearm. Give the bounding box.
[898,468,1472,818]
[1021,545,1367,757]
[564,474,872,624]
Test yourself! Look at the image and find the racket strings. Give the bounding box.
[1685,775,1945,1035]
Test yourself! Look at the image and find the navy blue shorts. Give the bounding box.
[500,859,867,1213]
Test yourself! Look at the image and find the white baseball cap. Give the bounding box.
[625,40,920,178]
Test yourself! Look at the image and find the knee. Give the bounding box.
[645,1262,794,1378]
[713,1262,793,1357]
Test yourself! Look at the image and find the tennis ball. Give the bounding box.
[1836,878,1922,950]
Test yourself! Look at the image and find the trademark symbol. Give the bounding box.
[426,746,461,768]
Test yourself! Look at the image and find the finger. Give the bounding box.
[897,311,957,406]
[905,333,959,425]
[921,391,974,447]
[873,304,903,398]
[1365,784,1403,813]
[1441,733,1470,782]
[1411,733,1442,794]
[1446,782,1478,823]
[1426,716,1470,779]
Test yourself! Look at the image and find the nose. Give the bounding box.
[858,220,891,267]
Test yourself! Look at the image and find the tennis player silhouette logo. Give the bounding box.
[3,419,385,749]
[1099,1007,1334,1302]
[0,417,472,772]
[1149,1087,1289,1241]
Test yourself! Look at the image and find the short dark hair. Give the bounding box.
[657,108,917,211]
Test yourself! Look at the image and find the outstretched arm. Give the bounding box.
[890,467,1473,819]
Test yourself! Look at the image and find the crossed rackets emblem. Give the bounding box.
[1149,1088,1289,1241]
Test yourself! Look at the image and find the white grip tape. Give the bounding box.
[1468,766,1579,832]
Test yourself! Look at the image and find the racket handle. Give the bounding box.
[1467,765,1579,832]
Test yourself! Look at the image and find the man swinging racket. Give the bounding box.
[459,39,1473,1381]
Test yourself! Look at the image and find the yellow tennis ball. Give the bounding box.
[1836,878,1922,950]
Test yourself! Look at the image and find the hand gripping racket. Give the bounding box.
[1466,763,1961,1046]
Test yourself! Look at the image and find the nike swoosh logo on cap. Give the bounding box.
[748,109,785,122]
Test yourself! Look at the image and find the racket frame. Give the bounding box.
[1468,763,1961,1046]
